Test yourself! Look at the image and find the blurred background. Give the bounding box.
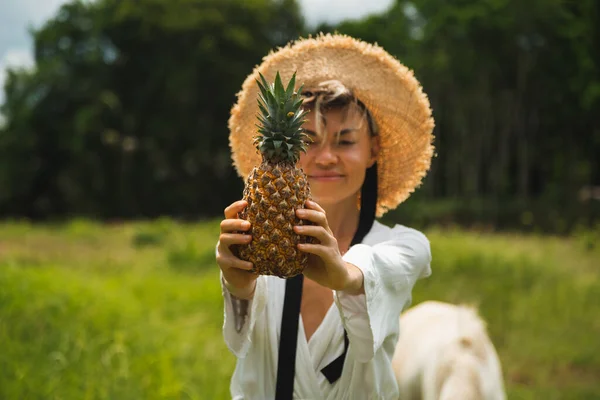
[0,0,598,399]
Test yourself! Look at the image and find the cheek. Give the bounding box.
[341,149,372,187]
[344,148,373,170]
[298,151,312,171]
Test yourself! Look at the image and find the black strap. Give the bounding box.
[320,329,350,383]
[275,274,304,400]
[356,164,378,237]
[317,164,378,383]
[275,164,378,397]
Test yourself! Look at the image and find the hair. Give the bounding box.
[302,80,379,229]
[301,80,379,142]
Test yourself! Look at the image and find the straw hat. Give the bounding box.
[228,33,435,217]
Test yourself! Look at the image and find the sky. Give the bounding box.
[0,0,394,107]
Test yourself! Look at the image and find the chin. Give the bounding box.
[307,192,334,204]
[309,192,356,207]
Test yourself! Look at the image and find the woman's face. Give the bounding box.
[299,105,379,207]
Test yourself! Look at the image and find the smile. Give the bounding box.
[308,175,344,181]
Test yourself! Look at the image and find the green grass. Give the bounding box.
[0,219,599,399]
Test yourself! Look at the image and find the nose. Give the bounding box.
[314,143,338,167]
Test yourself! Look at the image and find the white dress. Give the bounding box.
[221,220,432,400]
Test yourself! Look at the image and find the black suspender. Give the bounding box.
[274,274,304,400]
[275,165,378,399]
[320,329,349,383]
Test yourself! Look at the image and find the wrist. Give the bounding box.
[223,276,256,300]
[342,262,365,295]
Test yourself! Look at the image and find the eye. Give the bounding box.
[338,140,355,146]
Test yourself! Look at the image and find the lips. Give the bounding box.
[308,173,344,181]
[310,174,343,178]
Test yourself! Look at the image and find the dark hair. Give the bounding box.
[302,80,379,228]
[301,80,378,140]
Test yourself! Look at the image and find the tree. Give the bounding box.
[0,0,305,219]
[322,0,600,230]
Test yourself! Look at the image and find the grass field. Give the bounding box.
[1,218,599,399]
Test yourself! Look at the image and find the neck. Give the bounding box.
[320,194,361,251]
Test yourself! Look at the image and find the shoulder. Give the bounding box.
[391,222,429,241]
[368,221,432,272]
[366,220,430,249]
[343,220,432,284]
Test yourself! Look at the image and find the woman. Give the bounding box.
[217,34,435,399]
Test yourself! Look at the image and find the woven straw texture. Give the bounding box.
[229,33,435,217]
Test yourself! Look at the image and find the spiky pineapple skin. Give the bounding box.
[236,160,312,278]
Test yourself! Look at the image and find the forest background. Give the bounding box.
[1,0,598,232]
[1,1,599,399]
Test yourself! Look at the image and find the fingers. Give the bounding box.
[216,235,254,272]
[217,233,252,266]
[218,200,256,280]
[218,210,253,273]
[219,232,252,247]
[304,199,325,213]
[297,242,331,259]
[224,200,248,219]
[293,224,334,245]
[221,200,251,234]
[216,251,254,271]
[296,207,328,228]
[227,257,254,271]
[221,218,251,233]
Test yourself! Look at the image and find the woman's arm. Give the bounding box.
[216,200,258,300]
[335,227,432,362]
[293,200,431,361]
[293,200,365,292]
[217,200,266,357]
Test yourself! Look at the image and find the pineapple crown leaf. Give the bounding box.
[254,71,310,163]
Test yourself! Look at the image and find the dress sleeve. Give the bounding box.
[221,272,268,358]
[333,226,432,362]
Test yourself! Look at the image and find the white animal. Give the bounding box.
[392,301,506,400]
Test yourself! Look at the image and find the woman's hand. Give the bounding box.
[295,200,364,294]
[216,200,258,300]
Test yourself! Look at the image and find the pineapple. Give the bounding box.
[234,71,313,278]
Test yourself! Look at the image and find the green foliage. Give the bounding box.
[0,221,599,398]
[572,223,600,253]
[322,0,600,230]
[131,217,175,248]
[0,0,305,219]
[382,194,600,234]
[0,264,232,399]
[0,0,598,232]
[421,228,600,399]
[167,237,215,274]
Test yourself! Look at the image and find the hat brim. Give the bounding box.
[228,33,435,217]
